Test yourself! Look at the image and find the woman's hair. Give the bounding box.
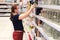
[10,4,18,20]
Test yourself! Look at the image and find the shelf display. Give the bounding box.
[0,0,19,17]
[42,23,60,40]
[40,8,60,25]
[5,0,13,3]
[0,0,19,4]
[37,0,60,5]
[33,0,60,40]
[34,9,60,40]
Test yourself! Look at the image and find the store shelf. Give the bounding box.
[0,9,11,12]
[0,6,11,9]
[38,5,60,10]
[0,2,19,5]
[32,21,49,40]
[34,15,60,32]
[0,13,10,17]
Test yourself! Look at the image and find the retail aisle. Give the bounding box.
[0,17,43,40]
[0,17,28,40]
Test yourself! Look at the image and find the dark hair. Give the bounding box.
[10,4,18,20]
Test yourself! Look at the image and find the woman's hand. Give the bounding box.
[31,3,37,9]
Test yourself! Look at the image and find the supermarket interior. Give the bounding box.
[0,0,60,40]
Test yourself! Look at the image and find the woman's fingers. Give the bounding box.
[31,3,37,9]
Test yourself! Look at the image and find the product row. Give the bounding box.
[40,9,60,25]
[42,23,60,40]
[37,0,60,5]
[0,0,19,3]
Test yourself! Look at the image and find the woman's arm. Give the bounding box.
[18,4,36,20]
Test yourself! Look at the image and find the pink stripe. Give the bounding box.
[28,32,32,40]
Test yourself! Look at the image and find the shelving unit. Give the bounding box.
[32,21,49,40]
[0,0,19,17]
[0,3,11,17]
[32,14,60,40]
[38,5,60,10]
[32,21,59,40]
[34,15,60,32]
[29,0,60,40]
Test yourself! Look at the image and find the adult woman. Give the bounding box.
[10,2,36,40]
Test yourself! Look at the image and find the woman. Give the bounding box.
[10,3,36,40]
